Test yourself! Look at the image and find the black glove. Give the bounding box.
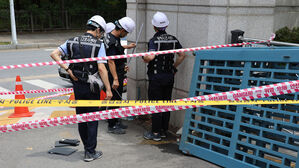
[173,67,178,74]
[59,139,80,146]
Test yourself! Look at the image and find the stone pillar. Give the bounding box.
[126,0,148,101]
[126,0,299,130]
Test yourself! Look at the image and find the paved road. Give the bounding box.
[0,48,73,124]
[0,48,72,94]
[0,48,221,168]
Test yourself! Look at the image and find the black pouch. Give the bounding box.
[72,69,89,82]
[59,138,80,146]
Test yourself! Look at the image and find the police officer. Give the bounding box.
[143,12,186,141]
[50,15,112,162]
[106,17,136,134]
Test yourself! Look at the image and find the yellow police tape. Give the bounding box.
[0,99,299,107]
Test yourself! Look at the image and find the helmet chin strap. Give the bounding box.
[96,28,102,39]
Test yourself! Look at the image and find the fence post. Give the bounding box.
[9,0,18,45]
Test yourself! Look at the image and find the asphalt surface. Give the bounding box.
[0,47,221,167]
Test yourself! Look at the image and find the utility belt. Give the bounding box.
[69,36,104,93]
[70,63,104,92]
[69,63,96,82]
[116,64,126,74]
[148,65,177,75]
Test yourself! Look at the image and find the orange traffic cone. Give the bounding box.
[69,92,75,108]
[100,90,106,100]
[9,76,34,118]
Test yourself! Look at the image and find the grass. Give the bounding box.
[0,42,10,45]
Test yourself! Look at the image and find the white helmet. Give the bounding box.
[152,11,169,28]
[117,17,135,33]
[106,22,115,33]
[87,15,107,33]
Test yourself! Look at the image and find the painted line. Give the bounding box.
[50,110,75,118]
[24,79,60,89]
[0,74,58,83]
[44,48,56,51]
[0,87,14,99]
[19,107,73,123]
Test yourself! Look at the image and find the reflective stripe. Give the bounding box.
[157,42,161,51]
[91,46,96,58]
[58,47,65,56]
[154,40,178,44]
[67,40,102,47]
[15,82,22,85]
[70,42,74,58]
[154,40,178,51]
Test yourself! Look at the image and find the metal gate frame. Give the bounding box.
[179,47,299,168]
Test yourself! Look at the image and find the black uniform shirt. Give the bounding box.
[105,33,126,75]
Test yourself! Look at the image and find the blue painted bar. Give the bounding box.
[179,47,299,168]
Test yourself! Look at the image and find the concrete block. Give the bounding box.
[127,0,146,3]
[178,5,211,14]
[178,0,210,6]
[209,0,229,6]
[146,0,178,5]
[228,15,274,40]
[276,0,299,6]
[170,88,189,128]
[177,13,209,47]
[208,15,227,44]
[174,56,195,92]
[127,78,147,100]
[274,6,299,30]
[0,45,15,50]
[16,44,38,49]
[38,43,58,48]
[126,9,137,41]
[147,3,179,12]
[229,0,275,7]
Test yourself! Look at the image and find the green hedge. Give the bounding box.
[275,26,299,43]
[0,0,126,32]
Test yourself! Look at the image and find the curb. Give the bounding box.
[0,43,59,50]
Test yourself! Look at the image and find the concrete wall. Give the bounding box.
[126,0,299,130]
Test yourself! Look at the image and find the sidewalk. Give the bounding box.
[0,31,83,50]
[0,107,220,168]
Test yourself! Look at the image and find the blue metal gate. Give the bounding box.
[179,47,299,168]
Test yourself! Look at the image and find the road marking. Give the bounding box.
[44,48,56,51]
[24,79,60,89]
[19,107,73,123]
[0,107,74,125]
[50,109,75,118]
[0,86,14,99]
[0,74,58,83]
[0,108,29,125]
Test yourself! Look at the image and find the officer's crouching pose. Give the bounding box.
[143,12,186,141]
[50,15,112,162]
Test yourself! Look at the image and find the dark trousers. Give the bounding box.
[73,81,100,154]
[107,74,124,128]
[148,74,174,133]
